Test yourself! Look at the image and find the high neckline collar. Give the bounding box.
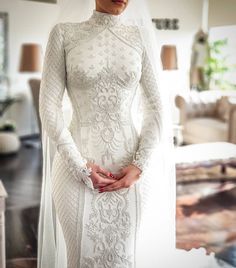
[89,9,122,27]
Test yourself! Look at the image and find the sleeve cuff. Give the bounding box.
[131,159,143,173]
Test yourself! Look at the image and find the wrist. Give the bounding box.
[130,163,142,174]
[81,163,94,190]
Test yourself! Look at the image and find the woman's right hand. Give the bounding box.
[86,162,119,189]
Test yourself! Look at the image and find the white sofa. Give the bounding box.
[175,90,236,144]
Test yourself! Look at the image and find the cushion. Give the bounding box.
[184,117,227,142]
[186,102,217,118]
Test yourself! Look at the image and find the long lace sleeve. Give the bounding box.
[131,47,163,172]
[39,23,94,189]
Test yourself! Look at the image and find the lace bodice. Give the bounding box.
[39,9,163,190]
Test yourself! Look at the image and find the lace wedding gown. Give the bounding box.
[39,9,163,268]
[39,9,218,268]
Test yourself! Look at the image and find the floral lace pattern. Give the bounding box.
[40,9,162,268]
[68,66,138,168]
[82,189,133,268]
[60,13,162,174]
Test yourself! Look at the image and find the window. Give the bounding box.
[0,12,8,76]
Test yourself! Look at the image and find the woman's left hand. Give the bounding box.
[98,164,142,192]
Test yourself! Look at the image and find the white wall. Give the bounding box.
[1,0,60,78]
[149,0,204,123]
[209,0,236,27]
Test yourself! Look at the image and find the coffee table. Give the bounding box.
[175,142,236,256]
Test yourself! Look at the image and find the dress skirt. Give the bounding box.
[51,151,143,268]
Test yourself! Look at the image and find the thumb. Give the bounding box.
[113,169,125,180]
[97,166,110,177]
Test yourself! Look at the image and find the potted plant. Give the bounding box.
[0,120,16,132]
[204,38,236,91]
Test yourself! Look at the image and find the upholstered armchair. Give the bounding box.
[175,90,236,144]
[29,79,42,136]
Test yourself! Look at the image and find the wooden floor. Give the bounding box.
[0,138,41,267]
[0,137,236,267]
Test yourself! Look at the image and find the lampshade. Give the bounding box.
[161,45,178,70]
[19,43,42,72]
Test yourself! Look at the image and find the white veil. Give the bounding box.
[37,0,216,267]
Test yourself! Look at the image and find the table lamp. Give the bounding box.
[19,43,42,73]
[19,43,42,148]
[161,45,178,70]
[160,45,179,139]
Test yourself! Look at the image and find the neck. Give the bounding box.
[89,9,122,27]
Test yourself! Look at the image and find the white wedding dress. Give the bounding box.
[39,9,163,268]
[39,8,219,268]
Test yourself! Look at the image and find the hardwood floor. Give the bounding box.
[6,258,37,268]
[0,137,41,266]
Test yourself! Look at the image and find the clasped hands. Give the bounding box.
[86,162,142,193]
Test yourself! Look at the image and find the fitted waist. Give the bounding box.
[68,117,139,169]
[69,119,139,139]
[69,112,137,128]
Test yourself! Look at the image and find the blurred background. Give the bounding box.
[0,0,236,267]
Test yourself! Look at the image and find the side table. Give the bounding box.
[173,124,183,146]
[0,180,7,268]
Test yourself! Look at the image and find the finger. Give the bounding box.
[107,173,121,180]
[99,179,124,191]
[112,172,125,180]
[98,170,121,180]
[94,183,110,189]
[112,168,126,179]
[92,173,110,185]
[97,166,110,177]
[101,185,124,192]
[97,182,111,187]
[97,175,118,185]
[97,172,115,180]
[101,174,131,190]
[93,174,117,188]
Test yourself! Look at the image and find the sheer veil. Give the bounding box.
[37,0,216,267]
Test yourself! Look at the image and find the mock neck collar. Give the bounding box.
[89,9,122,27]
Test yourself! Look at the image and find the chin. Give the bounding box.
[97,0,128,15]
[111,0,128,13]
[109,8,124,15]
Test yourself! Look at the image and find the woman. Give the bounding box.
[38,0,163,266]
[37,0,215,267]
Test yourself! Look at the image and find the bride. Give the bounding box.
[37,0,218,267]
